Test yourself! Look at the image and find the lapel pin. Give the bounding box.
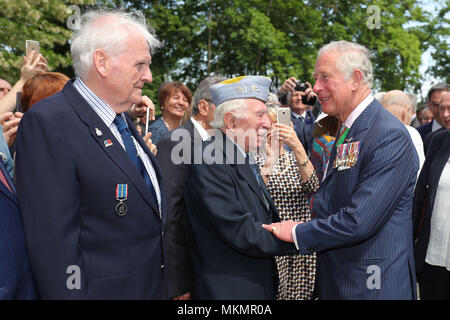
[95,128,103,136]
[104,139,113,147]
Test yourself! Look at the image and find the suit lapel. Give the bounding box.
[218,131,275,214]
[323,100,379,182]
[63,81,161,217]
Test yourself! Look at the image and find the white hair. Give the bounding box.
[210,99,248,129]
[318,40,374,88]
[71,9,162,79]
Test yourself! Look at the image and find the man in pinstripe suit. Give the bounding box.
[264,41,419,299]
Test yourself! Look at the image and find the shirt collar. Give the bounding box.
[73,77,117,128]
[190,117,211,141]
[343,94,374,129]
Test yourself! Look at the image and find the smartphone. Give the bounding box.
[145,106,150,135]
[26,40,40,56]
[277,107,291,126]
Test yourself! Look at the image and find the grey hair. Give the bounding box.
[210,99,248,129]
[71,9,162,79]
[427,82,450,101]
[318,40,374,88]
[192,75,228,115]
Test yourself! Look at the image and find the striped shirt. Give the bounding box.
[73,77,161,212]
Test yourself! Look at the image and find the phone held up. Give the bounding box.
[277,107,291,126]
[26,40,40,56]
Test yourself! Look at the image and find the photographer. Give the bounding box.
[278,76,318,154]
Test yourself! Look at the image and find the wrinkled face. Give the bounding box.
[163,89,189,119]
[107,33,152,112]
[313,51,354,121]
[439,93,450,129]
[428,90,447,125]
[233,99,271,153]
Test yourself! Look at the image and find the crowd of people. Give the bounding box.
[0,9,449,300]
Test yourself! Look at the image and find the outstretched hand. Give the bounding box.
[262,220,302,243]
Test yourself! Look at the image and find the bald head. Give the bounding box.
[381,90,412,124]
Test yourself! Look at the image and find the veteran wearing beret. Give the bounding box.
[184,76,297,300]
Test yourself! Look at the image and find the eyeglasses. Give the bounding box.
[429,102,440,108]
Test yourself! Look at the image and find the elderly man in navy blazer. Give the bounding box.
[15,10,167,299]
[185,76,297,299]
[264,41,419,299]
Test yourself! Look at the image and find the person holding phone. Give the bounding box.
[255,94,319,300]
[0,49,47,115]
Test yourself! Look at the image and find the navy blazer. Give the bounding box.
[0,161,37,299]
[417,121,433,142]
[296,99,419,299]
[156,119,199,298]
[15,80,167,299]
[291,109,315,153]
[413,130,450,274]
[184,130,297,299]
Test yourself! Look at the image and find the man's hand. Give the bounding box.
[262,220,302,243]
[128,95,155,121]
[1,112,23,147]
[279,76,298,94]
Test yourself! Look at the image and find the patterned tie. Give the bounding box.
[113,114,157,203]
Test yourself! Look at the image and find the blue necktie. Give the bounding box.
[113,114,158,204]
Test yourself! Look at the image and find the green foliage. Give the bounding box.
[0,0,447,104]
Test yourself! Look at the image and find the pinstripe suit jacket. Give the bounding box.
[295,99,419,299]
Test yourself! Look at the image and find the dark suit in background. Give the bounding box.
[0,160,37,299]
[417,120,434,142]
[413,129,450,299]
[156,119,199,298]
[291,109,315,153]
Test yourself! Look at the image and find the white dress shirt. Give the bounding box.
[425,158,450,270]
[73,77,162,212]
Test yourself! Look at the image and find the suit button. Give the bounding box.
[160,265,165,269]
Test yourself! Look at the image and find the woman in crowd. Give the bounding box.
[255,94,319,300]
[148,81,192,144]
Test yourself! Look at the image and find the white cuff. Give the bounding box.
[292,224,300,250]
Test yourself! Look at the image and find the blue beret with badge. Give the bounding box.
[209,75,271,106]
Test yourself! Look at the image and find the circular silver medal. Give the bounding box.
[115,201,127,216]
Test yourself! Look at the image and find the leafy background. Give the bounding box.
[0,0,448,113]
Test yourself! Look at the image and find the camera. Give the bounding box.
[279,81,317,106]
